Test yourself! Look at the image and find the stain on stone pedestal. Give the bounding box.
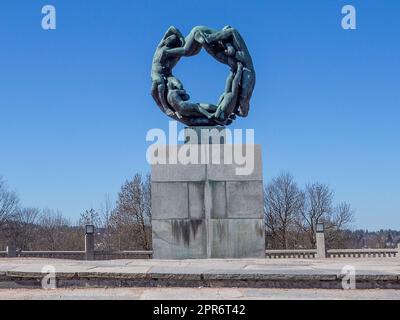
[171,220,203,247]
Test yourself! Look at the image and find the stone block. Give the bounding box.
[151,183,189,219]
[211,219,265,258]
[184,126,227,144]
[152,219,207,259]
[150,145,206,182]
[226,181,264,218]
[211,181,226,219]
[152,163,206,182]
[151,144,262,182]
[188,182,205,219]
[207,144,263,181]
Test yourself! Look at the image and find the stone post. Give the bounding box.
[6,245,17,258]
[397,243,400,258]
[85,225,95,261]
[316,223,326,259]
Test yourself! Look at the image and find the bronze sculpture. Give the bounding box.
[151,26,256,126]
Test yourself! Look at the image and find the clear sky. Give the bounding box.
[0,0,399,230]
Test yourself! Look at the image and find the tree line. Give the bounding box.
[264,172,354,249]
[0,173,397,252]
[0,174,151,251]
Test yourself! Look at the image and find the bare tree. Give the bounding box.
[298,182,333,247]
[0,177,19,229]
[98,195,115,251]
[12,207,40,250]
[264,173,304,249]
[325,202,354,248]
[79,208,101,228]
[112,174,151,250]
[143,174,151,225]
[38,209,72,250]
[334,202,354,228]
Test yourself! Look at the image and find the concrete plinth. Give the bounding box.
[151,143,265,259]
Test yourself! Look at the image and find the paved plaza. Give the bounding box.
[1,258,400,290]
[1,287,400,300]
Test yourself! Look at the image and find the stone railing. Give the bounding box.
[2,224,399,260]
[265,249,317,259]
[18,251,85,260]
[266,227,400,259]
[1,248,152,260]
[1,225,154,260]
[327,248,398,258]
[265,248,399,259]
[18,250,152,260]
[2,248,399,260]
[94,250,152,260]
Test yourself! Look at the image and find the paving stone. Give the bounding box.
[1,258,400,289]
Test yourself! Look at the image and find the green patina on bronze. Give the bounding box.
[151,26,256,126]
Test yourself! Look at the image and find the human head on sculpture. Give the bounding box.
[167,77,190,101]
[163,34,182,48]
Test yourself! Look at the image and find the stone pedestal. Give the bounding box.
[151,142,265,259]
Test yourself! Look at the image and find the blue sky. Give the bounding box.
[0,0,399,229]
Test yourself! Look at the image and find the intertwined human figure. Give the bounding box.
[151,26,256,126]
